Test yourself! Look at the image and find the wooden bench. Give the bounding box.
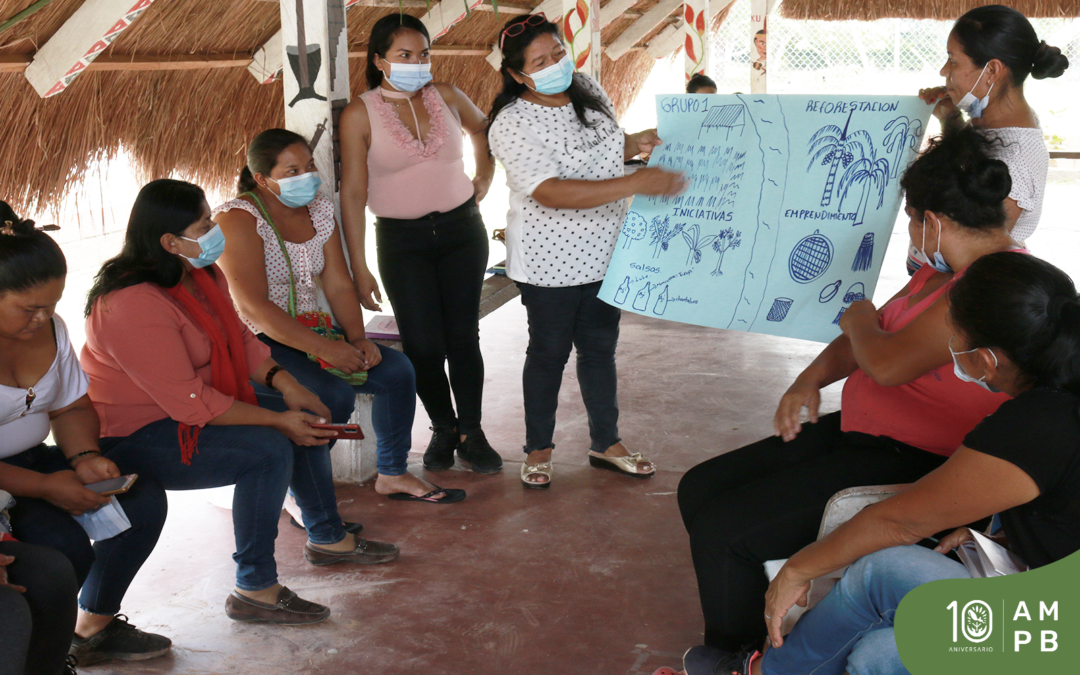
[331,271,520,483]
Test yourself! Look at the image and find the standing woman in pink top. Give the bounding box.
[675,127,1027,654]
[339,13,502,475]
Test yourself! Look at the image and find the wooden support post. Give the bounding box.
[560,0,599,80]
[605,0,682,62]
[647,0,733,60]
[23,0,156,97]
[749,0,779,93]
[682,0,709,83]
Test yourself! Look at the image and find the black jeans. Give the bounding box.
[2,445,168,616]
[0,541,78,675]
[676,412,947,651]
[517,280,621,454]
[376,198,489,435]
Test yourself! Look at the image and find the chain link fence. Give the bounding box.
[709,0,1080,148]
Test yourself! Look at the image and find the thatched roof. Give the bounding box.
[782,0,1080,21]
[0,0,697,213]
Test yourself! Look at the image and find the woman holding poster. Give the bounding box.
[487,14,685,489]
[677,127,1027,654]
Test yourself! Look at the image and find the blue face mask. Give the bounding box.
[522,54,574,96]
[180,224,225,269]
[270,172,322,208]
[956,63,994,119]
[949,337,1001,393]
[919,217,953,274]
[384,61,432,93]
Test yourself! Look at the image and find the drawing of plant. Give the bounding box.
[681,224,717,265]
[648,216,684,259]
[838,150,890,227]
[883,116,924,179]
[711,227,742,275]
[621,212,648,249]
[683,4,707,82]
[807,110,873,208]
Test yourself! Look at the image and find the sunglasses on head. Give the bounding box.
[500,13,547,50]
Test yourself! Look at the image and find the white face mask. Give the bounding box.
[918,216,953,274]
[949,337,1001,393]
[956,63,994,119]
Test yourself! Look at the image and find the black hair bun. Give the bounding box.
[958,158,1012,205]
[1032,41,1069,80]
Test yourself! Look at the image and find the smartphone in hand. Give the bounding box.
[308,423,365,440]
[85,474,138,496]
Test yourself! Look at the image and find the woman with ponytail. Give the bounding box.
[914,4,1069,260]
[487,14,687,489]
[676,126,1029,656]
[83,180,400,627]
[338,13,503,475]
[681,252,1080,675]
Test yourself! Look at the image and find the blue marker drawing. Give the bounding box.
[838,149,890,227]
[819,280,841,303]
[843,282,866,303]
[883,116,924,179]
[631,282,651,311]
[653,286,670,316]
[613,277,631,305]
[789,230,834,284]
[621,212,648,249]
[807,109,873,208]
[766,297,794,322]
[833,306,847,325]
[699,104,747,140]
[852,232,875,271]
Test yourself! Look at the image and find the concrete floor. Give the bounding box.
[81,300,838,675]
[83,167,1078,675]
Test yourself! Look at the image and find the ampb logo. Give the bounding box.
[949,600,993,643]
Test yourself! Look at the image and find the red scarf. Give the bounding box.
[166,267,259,465]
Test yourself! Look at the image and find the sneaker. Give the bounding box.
[423,426,458,471]
[683,645,760,675]
[456,430,503,474]
[69,615,171,666]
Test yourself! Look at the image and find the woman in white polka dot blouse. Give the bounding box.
[912,5,1070,272]
[488,14,687,489]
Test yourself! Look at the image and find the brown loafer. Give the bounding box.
[224,586,330,625]
[303,537,400,566]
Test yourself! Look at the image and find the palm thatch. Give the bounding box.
[0,0,713,213]
[782,0,1079,21]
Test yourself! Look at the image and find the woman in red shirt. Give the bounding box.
[82,179,399,626]
[676,127,1026,652]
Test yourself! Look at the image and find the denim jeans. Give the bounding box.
[517,280,621,454]
[256,336,417,476]
[376,198,489,434]
[2,445,168,617]
[101,417,345,592]
[762,546,970,675]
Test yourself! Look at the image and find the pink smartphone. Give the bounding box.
[309,423,364,440]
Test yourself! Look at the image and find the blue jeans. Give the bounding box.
[256,336,417,476]
[101,417,346,592]
[762,546,971,675]
[517,281,621,454]
[2,445,168,616]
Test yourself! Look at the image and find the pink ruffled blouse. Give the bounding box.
[360,85,474,220]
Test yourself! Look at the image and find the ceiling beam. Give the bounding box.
[605,0,682,61]
[1,44,492,75]
[23,0,157,97]
[646,0,735,59]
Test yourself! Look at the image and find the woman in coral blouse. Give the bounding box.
[82,179,399,626]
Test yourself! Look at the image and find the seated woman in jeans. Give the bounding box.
[0,209,169,667]
[81,179,399,626]
[214,128,462,504]
[680,252,1080,675]
[677,127,1026,652]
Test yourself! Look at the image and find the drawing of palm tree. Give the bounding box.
[807,110,873,208]
[711,227,742,276]
[883,117,924,179]
[681,224,717,265]
[838,151,891,227]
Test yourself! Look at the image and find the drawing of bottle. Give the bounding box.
[632,283,651,311]
[653,285,669,316]
[614,277,631,305]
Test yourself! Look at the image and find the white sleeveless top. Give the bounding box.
[213,195,336,332]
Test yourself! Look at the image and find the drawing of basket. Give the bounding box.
[767,297,794,322]
[789,230,834,284]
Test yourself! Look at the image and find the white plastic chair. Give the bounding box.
[763,484,909,635]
